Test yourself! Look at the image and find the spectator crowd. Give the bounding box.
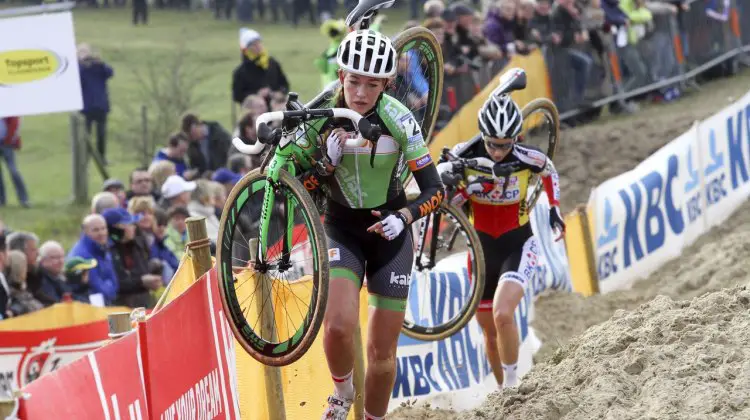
[0,0,736,319]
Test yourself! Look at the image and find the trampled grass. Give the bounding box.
[1,6,410,248]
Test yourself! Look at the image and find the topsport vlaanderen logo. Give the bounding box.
[0,49,69,87]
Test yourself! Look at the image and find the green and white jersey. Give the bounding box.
[302,94,433,209]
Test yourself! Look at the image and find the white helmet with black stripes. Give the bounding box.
[336,29,397,78]
[478,94,523,139]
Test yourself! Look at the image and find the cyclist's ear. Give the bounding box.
[338,69,346,84]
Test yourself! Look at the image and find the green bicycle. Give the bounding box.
[217,0,445,367]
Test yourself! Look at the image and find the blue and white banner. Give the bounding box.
[389,192,571,412]
[589,89,750,293]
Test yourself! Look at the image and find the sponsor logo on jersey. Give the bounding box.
[390,272,408,286]
[515,146,547,168]
[328,248,340,262]
[473,178,521,204]
[409,154,433,171]
[418,189,444,217]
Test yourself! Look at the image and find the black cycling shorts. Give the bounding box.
[477,223,539,312]
[324,198,413,312]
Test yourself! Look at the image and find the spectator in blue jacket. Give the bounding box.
[68,214,118,304]
[78,44,114,166]
[152,132,189,177]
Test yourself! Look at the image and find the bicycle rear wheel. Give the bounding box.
[519,98,560,211]
[390,26,444,188]
[402,202,485,341]
[217,169,329,366]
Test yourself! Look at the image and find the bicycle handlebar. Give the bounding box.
[231,107,382,155]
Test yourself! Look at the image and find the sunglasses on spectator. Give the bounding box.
[482,135,514,151]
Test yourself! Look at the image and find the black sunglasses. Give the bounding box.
[482,136,514,151]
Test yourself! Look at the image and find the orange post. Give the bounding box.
[608,51,622,84]
[672,34,685,65]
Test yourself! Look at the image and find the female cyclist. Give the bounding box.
[308,29,444,419]
[437,93,565,389]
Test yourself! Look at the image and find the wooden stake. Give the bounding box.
[186,216,213,281]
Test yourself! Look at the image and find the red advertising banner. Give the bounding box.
[90,332,149,420]
[19,350,107,419]
[140,269,240,420]
[0,321,108,394]
[19,331,148,420]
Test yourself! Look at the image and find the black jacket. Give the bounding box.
[111,234,155,309]
[186,121,233,176]
[231,56,290,104]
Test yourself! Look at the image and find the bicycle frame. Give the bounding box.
[255,138,317,271]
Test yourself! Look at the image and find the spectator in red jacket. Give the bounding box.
[0,117,29,208]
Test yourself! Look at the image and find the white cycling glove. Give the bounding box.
[436,161,454,175]
[381,213,406,241]
[326,130,344,166]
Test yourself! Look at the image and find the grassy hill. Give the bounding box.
[2,6,410,248]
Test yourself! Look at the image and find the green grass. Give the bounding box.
[2,7,412,249]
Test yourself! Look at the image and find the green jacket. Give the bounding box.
[164,226,188,260]
[619,0,653,45]
[314,42,341,90]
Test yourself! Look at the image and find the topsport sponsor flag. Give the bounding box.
[0,11,83,117]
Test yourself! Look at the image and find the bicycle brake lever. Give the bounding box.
[358,119,382,168]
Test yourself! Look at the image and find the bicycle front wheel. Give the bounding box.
[402,202,485,341]
[519,98,560,211]
[217,169,329,366]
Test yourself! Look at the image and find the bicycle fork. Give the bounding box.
[414,210,442,271]
[256,157,295,273]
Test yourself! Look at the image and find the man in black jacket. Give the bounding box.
[232,28,290,105]
[181,113,233,178]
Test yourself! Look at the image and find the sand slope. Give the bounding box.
[462,286,750,420]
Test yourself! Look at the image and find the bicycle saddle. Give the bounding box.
[491,67,527,98]
[345,0,395,28]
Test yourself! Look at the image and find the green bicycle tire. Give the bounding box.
[401,201,485,341]
[217,168,329,367]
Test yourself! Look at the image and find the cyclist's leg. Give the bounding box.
[474,231,505,386]
[323,223,365,398]
[362,230,414,418]
[493,235,539,387]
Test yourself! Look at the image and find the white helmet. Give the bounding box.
[478,94,523,139]
[336,30,397,78]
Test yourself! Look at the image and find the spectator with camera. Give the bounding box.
[78,44,114,166]
[103,208,161,308]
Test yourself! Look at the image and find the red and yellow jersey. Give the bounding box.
[451,139,560,238]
